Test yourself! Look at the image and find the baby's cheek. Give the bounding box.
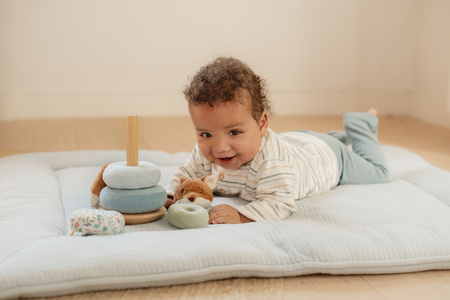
[197,144,210,158]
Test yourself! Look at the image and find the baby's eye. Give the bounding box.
[200,132,212,138]
[230,130,240,136]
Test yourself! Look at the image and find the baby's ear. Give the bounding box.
[201,175,217,190]
[170,176,186,190]
[259,111,268,137]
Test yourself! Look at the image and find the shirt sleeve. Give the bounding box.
[164,145,210,195]
[235,158,298,222]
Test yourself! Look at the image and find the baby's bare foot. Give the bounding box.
[365,107,378,116]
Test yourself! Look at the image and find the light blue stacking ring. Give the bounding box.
[100,185,166,214]
[103,161,161,189]
[167,204,209,229]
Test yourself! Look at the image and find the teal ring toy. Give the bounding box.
[100,185,166,214]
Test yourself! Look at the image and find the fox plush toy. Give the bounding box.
[167,175,217,209]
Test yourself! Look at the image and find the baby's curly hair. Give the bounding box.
[183,57,272,121]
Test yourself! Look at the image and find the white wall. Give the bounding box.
[0,0,447,128]
[410,0,450,128]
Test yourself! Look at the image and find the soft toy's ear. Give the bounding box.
[201,175,217,190]
[89,163,111,208]
[170,176,187,190]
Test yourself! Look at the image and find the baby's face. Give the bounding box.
[189,98,268,170]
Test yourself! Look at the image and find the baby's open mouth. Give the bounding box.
[218,156,236,164]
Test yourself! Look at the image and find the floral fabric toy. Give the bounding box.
[70,209,125,236]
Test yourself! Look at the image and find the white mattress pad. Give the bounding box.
[1,146,449,298]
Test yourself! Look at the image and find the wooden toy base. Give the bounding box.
[100,206,167,225]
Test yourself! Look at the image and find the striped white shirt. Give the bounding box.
[172,129,339,222]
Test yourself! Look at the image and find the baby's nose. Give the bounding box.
[213,138,231,153]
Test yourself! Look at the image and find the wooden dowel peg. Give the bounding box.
[126,115,139,166]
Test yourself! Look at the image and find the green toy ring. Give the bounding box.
[167,203,209,229]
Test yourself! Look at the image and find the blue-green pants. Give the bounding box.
[305,112,389,185]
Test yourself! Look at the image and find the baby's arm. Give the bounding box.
[236,160,298,222]
[208,159,298,223]
[209,189,297,224]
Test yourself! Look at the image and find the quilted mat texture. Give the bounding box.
[0,146,449,299]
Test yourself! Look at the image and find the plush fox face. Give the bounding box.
[170,175,217,208]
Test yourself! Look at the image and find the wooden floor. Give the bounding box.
[1,115,450,299]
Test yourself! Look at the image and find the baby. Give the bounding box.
[169,57,389,224]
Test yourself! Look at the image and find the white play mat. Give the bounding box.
[1,146,449,298]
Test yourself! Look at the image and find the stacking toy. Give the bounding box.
[90,116,167,225]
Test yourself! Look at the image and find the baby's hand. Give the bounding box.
[208,204,241,224]
[209,204,254,224]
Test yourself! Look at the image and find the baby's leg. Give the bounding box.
[340,108,389,184]
[328,130,350,146]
